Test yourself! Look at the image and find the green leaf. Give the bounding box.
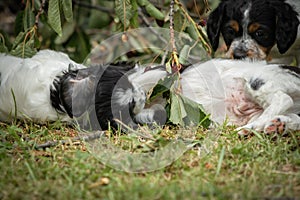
[180,94,211,128]
[115,0,134,27]
[165,61,172,74]
[55,22,76,44]
[61,0,73,22]
[145,3,165,20]
[169,93,185,126]
[34,34,41,49]
[48,0,62,36]
[174,11,185,32]
[150,74,177,101]
[149,70,210,127]
[10,39,37,58]
[12,32,26,49]
[23,4,35,30]
[186,24,198,41]
[179,45,190,65]
[0,42,8,53]
[15,11,25,34]
[0,30,12,51]
[137,0,149,6]
[130,0,139,28]
[33,0,41,10]
[88,10,111,29]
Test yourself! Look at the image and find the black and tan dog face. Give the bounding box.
[207,0,299,60]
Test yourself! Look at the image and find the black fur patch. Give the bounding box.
[49,61,151,131]
[58,70,78,118]
[50,65,99,119]
[249,78,265,90]
[50,79,65,114]
[281,65,300,78]
[50,70,77,117]
[50,62,140,130]
[94,63,136,130]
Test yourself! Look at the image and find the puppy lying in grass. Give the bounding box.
[0,50,299,135]
[178,59,300,135]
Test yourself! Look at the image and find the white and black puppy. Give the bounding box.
[1,50,300,134]
[207,0,299,62]
[0,50,166,130]
[0,50,81,122]
[179,59,300,135]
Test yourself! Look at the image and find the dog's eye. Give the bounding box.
[224,27,236,35]
[255,30,268,39]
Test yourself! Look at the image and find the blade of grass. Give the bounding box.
[11,89,17,123]
[215,146,225,177]
[25,161,37,182]
[251,130,264,140]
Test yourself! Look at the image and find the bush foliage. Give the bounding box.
[0,0,216,62]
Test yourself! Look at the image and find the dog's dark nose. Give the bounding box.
[233,48,247,59]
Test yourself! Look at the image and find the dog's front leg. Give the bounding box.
[263,113,300,134]
[237,90,294,135]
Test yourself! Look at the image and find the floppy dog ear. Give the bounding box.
[52,65,97,118]
[207,2,226,51]
[273,1,299,54]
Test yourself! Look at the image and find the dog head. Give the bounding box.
[207,0,299,60]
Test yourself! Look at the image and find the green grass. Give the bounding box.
[0,121,299,200]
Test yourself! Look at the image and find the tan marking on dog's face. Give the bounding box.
[229,20,240,33]
[223,19,277,61]
[225,39,274,61]
[248,23,260,34]
[258,45,272,57]
[225,38,268,60]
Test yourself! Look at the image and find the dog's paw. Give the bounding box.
[236,121,267,136]
[237,128,251,136]
[264,117,286,134]
[236,124,254,136]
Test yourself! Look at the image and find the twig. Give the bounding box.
[35,0,46,27]
[169,0,177,55]
[34,131,105,149]
[174,0,212,54]
[169,0,182,73]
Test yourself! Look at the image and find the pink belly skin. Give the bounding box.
[224,79,263,126]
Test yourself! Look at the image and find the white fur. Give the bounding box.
[130,67,167,92]
[0,50,85,122]
[179,59,300,133]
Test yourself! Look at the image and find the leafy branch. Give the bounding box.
[174,0,212,55]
